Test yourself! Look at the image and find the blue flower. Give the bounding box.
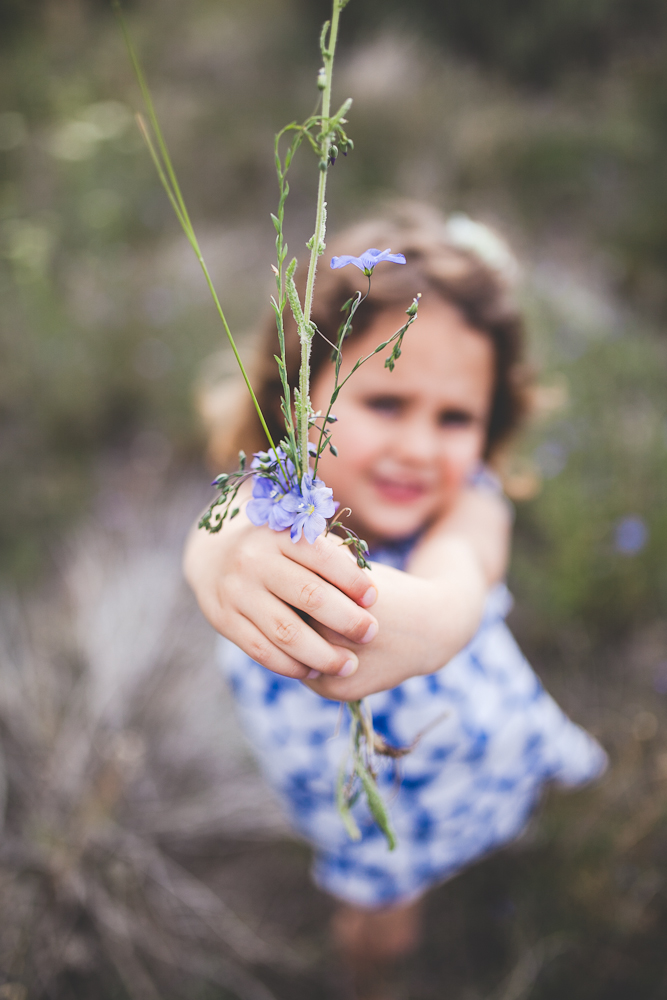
[247,449,299,531]
[246,448,337,541]
[614,515,648,556]
[283,475,336,544]
[330,247,407,276]
[246,475,296,531]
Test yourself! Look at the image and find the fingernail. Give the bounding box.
[307,669,321,679]
[360,621,378,644]
[337,656,358,678]
[360,587,377,608]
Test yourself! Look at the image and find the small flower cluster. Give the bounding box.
[200,445,372,567]
[246,448,336,545]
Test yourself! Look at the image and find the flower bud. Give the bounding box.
[317,67,327,90]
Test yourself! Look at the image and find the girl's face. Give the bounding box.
[310,294,495,545]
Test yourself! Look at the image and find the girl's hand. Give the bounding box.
[183,502,379,681]
[304,538,486,701]
[304,486,510,701]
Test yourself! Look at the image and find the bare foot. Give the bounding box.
[332,899,421,1000]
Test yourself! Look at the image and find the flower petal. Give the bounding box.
[331,247,407,273]
[268,502,296,531]
[358,248,383,268]
[380,252,407,265]
[251,477,274,499]
[330,254,364,271]
[290,515,306,543]
[315,497,336,519]
[281,489,303,513]
[303,512,327,544]
[246,499,272,526]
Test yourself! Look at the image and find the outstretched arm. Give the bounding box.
[183,486,379,682]
[304,485,511,701]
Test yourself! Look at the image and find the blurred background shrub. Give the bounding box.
[2,0,667,996]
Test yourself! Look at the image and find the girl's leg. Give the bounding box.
[331,898,422,1000]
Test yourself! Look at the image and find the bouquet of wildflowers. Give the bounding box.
[118,0,419,849]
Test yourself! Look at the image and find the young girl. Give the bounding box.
[184,204,607,1000]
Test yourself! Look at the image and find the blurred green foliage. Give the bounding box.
[0,0,296,576]
[305,0,667,85]
[512,304,667,646]
[307,0,667,319]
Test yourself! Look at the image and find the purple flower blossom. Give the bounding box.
[283,475,336,544]
[330,247,407,276]
[246,448,337,542]
[247,448,299,531]
[614,515,648,556]
[246,475,297,531]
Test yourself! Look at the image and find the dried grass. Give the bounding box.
[0,485,292,1000]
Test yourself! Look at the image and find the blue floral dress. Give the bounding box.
[218,509,607,908]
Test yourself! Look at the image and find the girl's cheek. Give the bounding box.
[440,430,486,485]
[334,408,387,459]
[315,416,376,487]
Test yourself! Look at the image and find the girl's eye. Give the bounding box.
[363,395,403,415]
[438,408,475,427]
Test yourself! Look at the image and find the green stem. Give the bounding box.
[197,258,278,455]
[117,2,279,458]
[298,0,343,479]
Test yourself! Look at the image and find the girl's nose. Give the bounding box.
[393,414,439,464]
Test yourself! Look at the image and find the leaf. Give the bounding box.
[355,759,397,851]
[319,19,331,57]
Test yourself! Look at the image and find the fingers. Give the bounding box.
[264,557,378,645]
[223,612,311,680]
[185,519,376,682]
[279,531,378,609]
[304,667,381,702]
[236,591,361,678]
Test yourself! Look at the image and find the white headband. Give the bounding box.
[444,213,520,284]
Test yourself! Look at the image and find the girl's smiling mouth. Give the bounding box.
[371,475,430,504]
